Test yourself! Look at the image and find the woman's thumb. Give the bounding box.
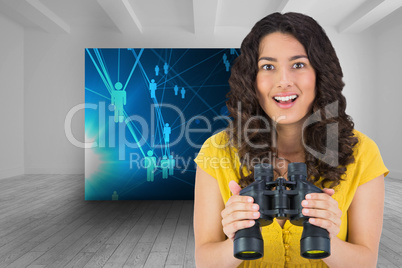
[323,188,335,196]
[229,180,242,195]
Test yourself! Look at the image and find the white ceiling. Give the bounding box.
[0,0,401,35]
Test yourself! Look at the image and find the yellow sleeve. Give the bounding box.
[193,135,218,179]
[356,132,389,186]
[193,132,232,178]
[193,131,241,203]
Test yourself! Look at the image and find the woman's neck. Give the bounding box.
[273,121,305,161]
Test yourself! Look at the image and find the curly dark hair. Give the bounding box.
[225,12,358,189]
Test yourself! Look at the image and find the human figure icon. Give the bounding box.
[222,53,227,64]
[174,85,179,95]
[164,123,171,143]
[111,82,126,123]
[225,60,230,72]
[112,191,119,200]
[181,87,186,99]
[149,79,157,99]
[145,150,157,182]
[155,65,160,76]
[168,154,175,176]
[164,62,169,74]
[161,155,169,179]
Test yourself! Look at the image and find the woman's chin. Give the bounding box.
[269,114,307,126]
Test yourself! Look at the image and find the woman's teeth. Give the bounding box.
[274,95,297,102]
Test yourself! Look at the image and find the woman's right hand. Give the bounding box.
[220,180,261,240]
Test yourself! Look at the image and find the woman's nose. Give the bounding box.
[276,68,294,89]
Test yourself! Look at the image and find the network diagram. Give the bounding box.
[85,48,239,200]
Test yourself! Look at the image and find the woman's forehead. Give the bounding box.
[258,32,306,57]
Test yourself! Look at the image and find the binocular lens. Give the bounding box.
[235,251,262,260]
[233,223,264,260]
[301,247,330,259]
[306,250,326,254]
[301,238,330,259]
[300,221,330,259]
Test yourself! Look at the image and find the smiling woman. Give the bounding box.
[193,12,388,268]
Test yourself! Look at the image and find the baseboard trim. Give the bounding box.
[24,167,84,174]
[0,167,24,180]
[388,169,402,180]
[4,167,400,179]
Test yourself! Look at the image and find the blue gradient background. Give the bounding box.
[85,48,239,200]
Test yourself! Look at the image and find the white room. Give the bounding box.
[0,0,401,267]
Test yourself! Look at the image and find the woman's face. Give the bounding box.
[255,32,316,125]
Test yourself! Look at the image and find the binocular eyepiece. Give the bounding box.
[233,162,330,260]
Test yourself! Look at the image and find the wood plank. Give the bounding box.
[184,224,196,268]
[82,244,119,268]
[123,242,153,268]
[150,218,177,253]
[63,252,95,268]
[44,212,119,267]
[30,224,94,266]
[5,251,44,268]
[102,242,136,267]
[0,242,41,268]
[143,252,168,268]
[165,224,189,266]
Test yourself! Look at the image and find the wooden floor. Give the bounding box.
[0,174,401,268]
[0,175,195,268]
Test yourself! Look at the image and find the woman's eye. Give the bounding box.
[262,64,275,70]
[293,62,305,69]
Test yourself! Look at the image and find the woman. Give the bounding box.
[193,12,388,267]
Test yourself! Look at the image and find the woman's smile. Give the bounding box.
[272,92,298,109]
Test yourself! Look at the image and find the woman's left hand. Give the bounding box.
[301,188,342,238]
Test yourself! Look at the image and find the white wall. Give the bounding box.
[370,8,402,179]
[24,31,84,173]
[326,27,376,137]
[0,15,24,179]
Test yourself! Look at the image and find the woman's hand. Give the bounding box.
[220,180,260,240]
[301,188,342,238]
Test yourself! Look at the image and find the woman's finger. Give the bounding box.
[224,219,257,239]
[302,207,341,225]
[308,217,340,238]
[222,209,260,226]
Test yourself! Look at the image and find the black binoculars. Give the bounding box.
[233,162,330,260]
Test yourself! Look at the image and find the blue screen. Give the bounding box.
[85,48,239,200]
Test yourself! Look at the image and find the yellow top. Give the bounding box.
[194,129,388,268]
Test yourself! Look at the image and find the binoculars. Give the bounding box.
[233,162,330,260]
